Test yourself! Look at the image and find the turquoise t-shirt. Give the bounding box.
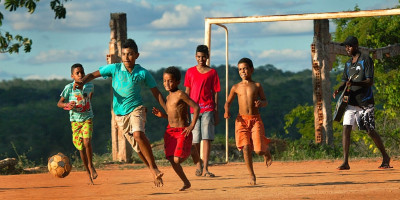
[99,63,157,115]
[60,82,94,122]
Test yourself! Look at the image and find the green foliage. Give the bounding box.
[284,104,314,140]
[0,0,69,53]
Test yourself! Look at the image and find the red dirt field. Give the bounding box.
[1,158,400,200]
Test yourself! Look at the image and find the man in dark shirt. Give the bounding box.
[333,36,391,170]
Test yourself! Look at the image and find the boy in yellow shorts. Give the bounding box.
[224,58,272,185]
[57,63,97,185]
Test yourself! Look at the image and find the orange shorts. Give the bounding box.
[235,114,270,152]
[164,125,192,159]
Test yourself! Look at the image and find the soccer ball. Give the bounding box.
[48,153,72,178]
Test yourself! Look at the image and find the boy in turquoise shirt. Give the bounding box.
[74,39,166,187]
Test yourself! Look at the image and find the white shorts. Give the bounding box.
[343,104,375,131]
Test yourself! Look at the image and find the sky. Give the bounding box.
[0,0,398,80]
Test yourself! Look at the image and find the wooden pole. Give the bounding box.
[312,19,333,144]
[109,13,131,162]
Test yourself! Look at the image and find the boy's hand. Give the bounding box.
[224,112,231,119]
[63,101,76,110]
[181,125,194,137]
[254,100,262,107]
[73,81,83,90]
[152,107,165,118]
[333,90,339,99]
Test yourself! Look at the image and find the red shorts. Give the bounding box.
[164,125,192,159]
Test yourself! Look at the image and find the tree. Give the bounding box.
[0,0,69,54]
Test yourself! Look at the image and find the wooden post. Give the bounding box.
[109,13,132,162]
[311,19,333,145]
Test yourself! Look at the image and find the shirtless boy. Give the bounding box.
[152,66,200,191]
[224,57,272,185]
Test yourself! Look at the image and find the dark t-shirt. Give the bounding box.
[342,53,375,107]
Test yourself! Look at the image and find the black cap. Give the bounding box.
[340,36,358,47]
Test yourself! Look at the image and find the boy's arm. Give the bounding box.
[74,70,101,90]
[254,84,268,108]
[255,84,268,108]
[224,85,237,119]
[181,92,200,137]
[150,87,167,112]
[57,97,75,110]
[214,92,219,125]
[57,97,67,108]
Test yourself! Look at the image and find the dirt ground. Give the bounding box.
[1,158,400,200]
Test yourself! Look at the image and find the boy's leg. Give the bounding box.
[133,131,164,187]
[367,129,391,167]
[202,140,214,176]
[201,111,215,177]
[191,113,203,176]
[360,106,391,168]
[167,156,191,191]
[83,138,97,179]
[338,125,352,170]
[254,150,272,167]
[243,145,256,185]
[79,148,93,185]
[191,143,203,176]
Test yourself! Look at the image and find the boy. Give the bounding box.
[184,45,220,177]
[152,66,200,191]
[57,63,97,185]
[224,57,272,185]
[333,36,391,170]
[74,39,166,187]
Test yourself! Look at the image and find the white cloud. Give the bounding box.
[31,48,105,64]
[150,4,202,29]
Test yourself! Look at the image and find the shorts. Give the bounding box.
[343,104,375,131]
[71,119,93,151]
[115,105,147,152]
[191,111,215,143]
[164,125,192,159]
[235,115,270,152]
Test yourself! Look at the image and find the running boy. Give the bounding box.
[224,58,272,185]
[152,66,200,191]
[57,63,97,185]
[74,39,165,187]
[184,44,221,177]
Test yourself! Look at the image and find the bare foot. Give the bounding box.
[337,163,350,170]
[87,175,94,185]
[178,182,191,191]
[264,150,272,167]
[90,167,98,180]
[248,174,256,185]
[153,170,164,187]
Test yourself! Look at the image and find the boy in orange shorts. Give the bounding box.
[152,66,200,191]
[224,57,272,185]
